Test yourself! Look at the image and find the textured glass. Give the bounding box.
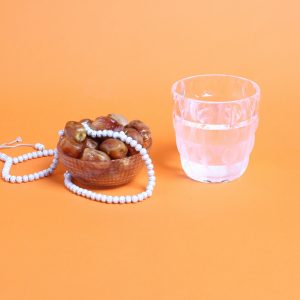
[172,74,260,183]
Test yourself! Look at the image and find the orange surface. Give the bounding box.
[0,1,299,299]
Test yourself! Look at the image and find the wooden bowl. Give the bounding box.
[57,144,144,188]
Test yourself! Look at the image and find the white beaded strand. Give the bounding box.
[1,143,58,183]
[62,123,156,204]
[0,125,156,203]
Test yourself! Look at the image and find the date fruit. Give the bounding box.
[99,138,128,159]
[108,113,129,126]
[64,121,87,143]
[126,120,152,148]
[124,127,144,155]
[81,148,111,162]
[79,118,93,126]
[59,137,85,158]
[91,116,123,131]
[86,138,98,149]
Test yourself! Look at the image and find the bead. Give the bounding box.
[0,153,8,161]
[113,196,120,203]
[90,193,96,200]
[125,136,133,144]
[138,194,144,201]
[4,175,11,182]
[130,140,138,147]
[27,153,33,159]
[107,130,113,137]
[120,135,127,142]
[119,196,126,203]
[146,190,152,197]
[38,171,45,178]
[34,173,40,180]
[149,178,156,184]
[101,195,107,202]
[148,170,155,176]
[43,150,49,156]
[142,154,149,160]
[10,176,16,183]
[147,185,154,192]
[28,174,34,181]
[95,194,101,201]
[140,148,147,155]
[16,176,23,183]
[37,151,43,157]
[35,143,45,150]
[79,190,88,197]
[132,195,138,203]
[135,144,142,152]
[147,164,154,170]
[102,130,108,137]
[48,149,54,156]
[32,152,38,159]
[107,196,113,203]
[23,175,29,182]
[145,159,152,165]
[113,132,120,139]
[125,196,132,203]
[148,179,155,185]
[22,154,29,160]
[18,156,24,162]
[96,131,102,138]
[13,157,19,164]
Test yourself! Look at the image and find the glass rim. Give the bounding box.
[171,74,260,104]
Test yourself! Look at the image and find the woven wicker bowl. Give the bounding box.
[57,144,144,188]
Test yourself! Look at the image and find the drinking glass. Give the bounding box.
[172,74,260,183]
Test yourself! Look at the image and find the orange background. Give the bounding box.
[0,1,299,299]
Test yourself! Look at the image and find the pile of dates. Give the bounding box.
[58,114,152,162]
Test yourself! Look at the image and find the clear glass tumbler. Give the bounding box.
[172,74,260,183]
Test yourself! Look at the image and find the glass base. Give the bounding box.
[180,157,249,183]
